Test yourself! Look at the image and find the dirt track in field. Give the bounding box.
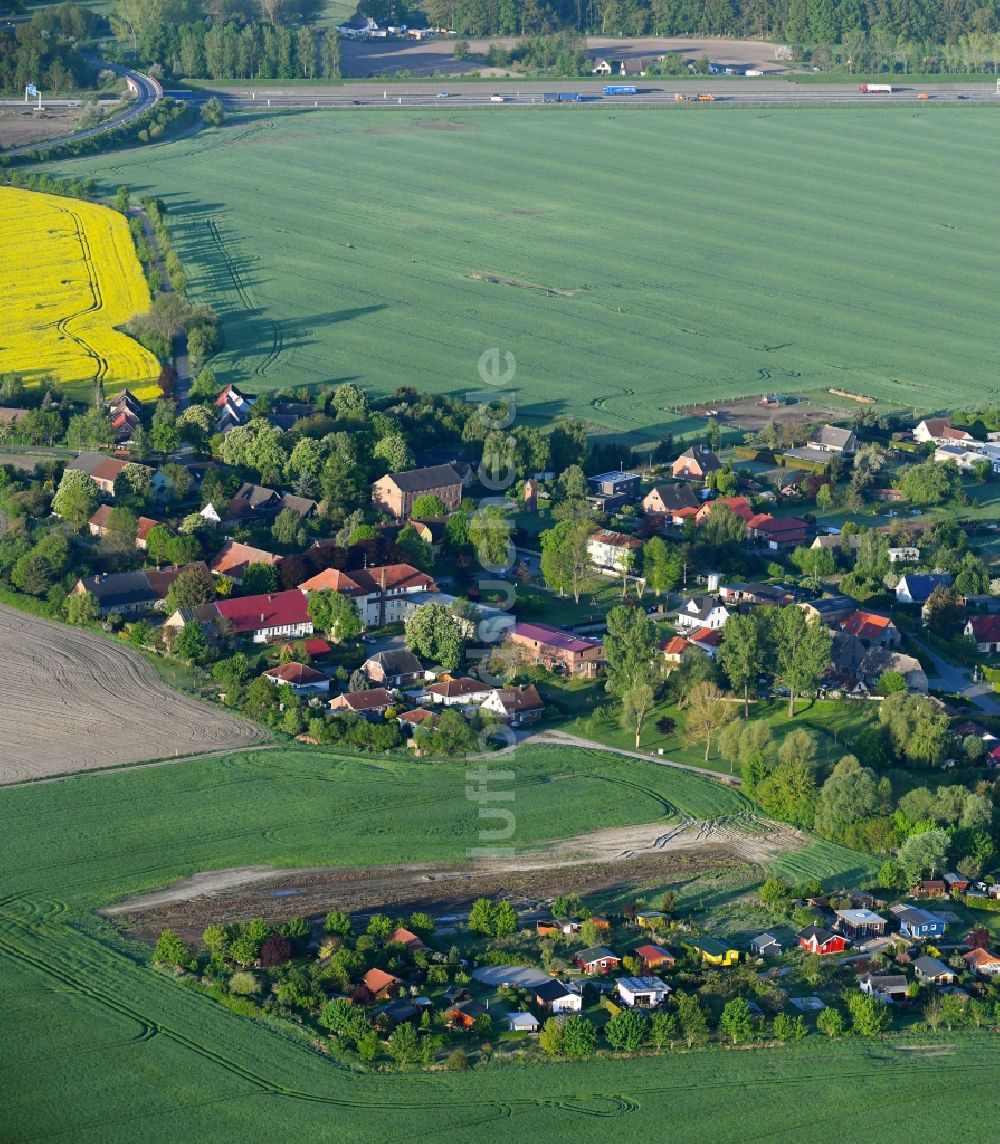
[104,814,804,942]
[0,605,266,784]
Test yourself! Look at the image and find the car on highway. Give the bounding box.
[490,95,504,103]
[436,92,450,98]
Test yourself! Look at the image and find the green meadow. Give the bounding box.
[1,743,881,1141]
[44,105,1000,438]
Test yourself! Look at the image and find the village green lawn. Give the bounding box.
[0,741,985,1141]
[41,106,1000,435]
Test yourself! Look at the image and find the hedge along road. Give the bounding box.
[1,59,161,160]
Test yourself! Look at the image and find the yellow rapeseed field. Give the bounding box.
[0,186,160,398]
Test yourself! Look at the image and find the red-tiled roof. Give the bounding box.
[426,678,487,699]
[697,496,754,523]
[298,567,365,594]
[89,504,112,528]
[263,662,328,685]
[688,626,723,646]
[398,707,435,724]
[136,516,160,542]
[493,684,544,712]
[330,687,393,712]
[303,637,332,656]
[661,636,689,656]
[214,590,309,634]
[842,610,895,641]
[210,539,281,578]
[363,968,401,993]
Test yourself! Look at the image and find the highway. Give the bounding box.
[1,61,161,157]
[208,78,999,111]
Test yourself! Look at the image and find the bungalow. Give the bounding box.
[892,905,946,941]
[833,909,888,940]
[220,482,282,525]
[642,483,700,524]
[508,622,605,677]
[587,471,641,512]
[573,946,622,975]
[480,683,545,726]
[535,921,560,938]
[446,1001,487,1030]
[587,529,643,574]
[933,444,979,472]
[683,937,740,966]
[214,590,312,644]
[964,947,1000,977]
[507,1012,540,1033]
[888,546,921,564]
[397,707,435,735]
[896,573,952,605]
[616,976,670,1009]
[799,595,860,625]
[858,647,928,693]
[635,910,668,929]
[687,627,723,658]
[675,595,730,632]
[329,687,394,719]
[372,463,463,520]
[362,649,425,688]
[362,968,404,1000]
[634,944,676,971]
[912,955,955,985]
[859,974,910,1000]
[942,871,970,894]
[672,446,720,482]
[749,933,782,958]
[809,425,857,454]
[385,927,426,951]
[209,539,282,585]
[812,533,863,554]
[373,1001,418,1031]
[262,662,330,696]
[914,880,948,898]
[841,610,900,647]
[424,678,492,707]
[797,926,847,956]
[965,614,1000,654]
[534,979,583,1013]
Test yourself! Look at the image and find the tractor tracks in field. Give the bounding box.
[205,217,283,376]
[51,203,109,383]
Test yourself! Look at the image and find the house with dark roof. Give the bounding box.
[362,649,424,687]
[859,974,909,1001]
[71,563,207,618]
[329,687,395,718]
[892,905,946,941]
[262,662,330,695]
[587,471,641,511]
[747,514,810,551]
[912,955,955,985]
[859,647,928,693]
[799,595,860,625]
[534,979,583,1012]
[797,926,847,955]
[675,595,730,632]
[750,933,782,958]
[833,908,888,940]
[809,425,857,454]
[672,446,720,482]
[682,937,740,966]
[642,482,700,524]
[896,573,952,605]
[214,590,312,643]
[372,464,463,519]
[573,946,622,975]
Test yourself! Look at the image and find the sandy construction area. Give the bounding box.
[0,605,266,784]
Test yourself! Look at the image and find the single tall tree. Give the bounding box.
[718,612,761,716]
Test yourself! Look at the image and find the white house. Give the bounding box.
[913,418,970,445]
[507,1012,540,1033]
[934,444,979,472]
[298,563,437,630]
[587,529,643,574]
[888,547,920,564]
[675,595,730,631]
[616,976,670,1008]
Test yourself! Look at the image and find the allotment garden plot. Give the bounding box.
[0,186,160,396]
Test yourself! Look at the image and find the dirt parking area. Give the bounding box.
[682,395,846,434]
[0,605,266,784]
[104,814,803,944]
[0,106,84,149]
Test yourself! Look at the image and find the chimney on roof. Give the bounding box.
[260,613,265,623]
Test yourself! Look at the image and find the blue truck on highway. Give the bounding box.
[602,85,637,95]
[543,92,582,102]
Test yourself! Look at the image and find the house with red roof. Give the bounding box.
[687,626,723,658]
[480,683,545,726]
[661,635,691,666]
[209,539,282,585]
[694,496,754,526]
[386,927,426,951]
[842,610,901,647]
[363,968,404,1000]
[965,614,1000,654]
[329,687,394,719]
[88,505,161,551]
[424,678,492,707]
[262,662,330,696]
[635,944,675,971]
[509,621,605,677]
[298,563,437,629]
[214,590,312,643]
[747,514,810,551]
[66,452,162,500]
